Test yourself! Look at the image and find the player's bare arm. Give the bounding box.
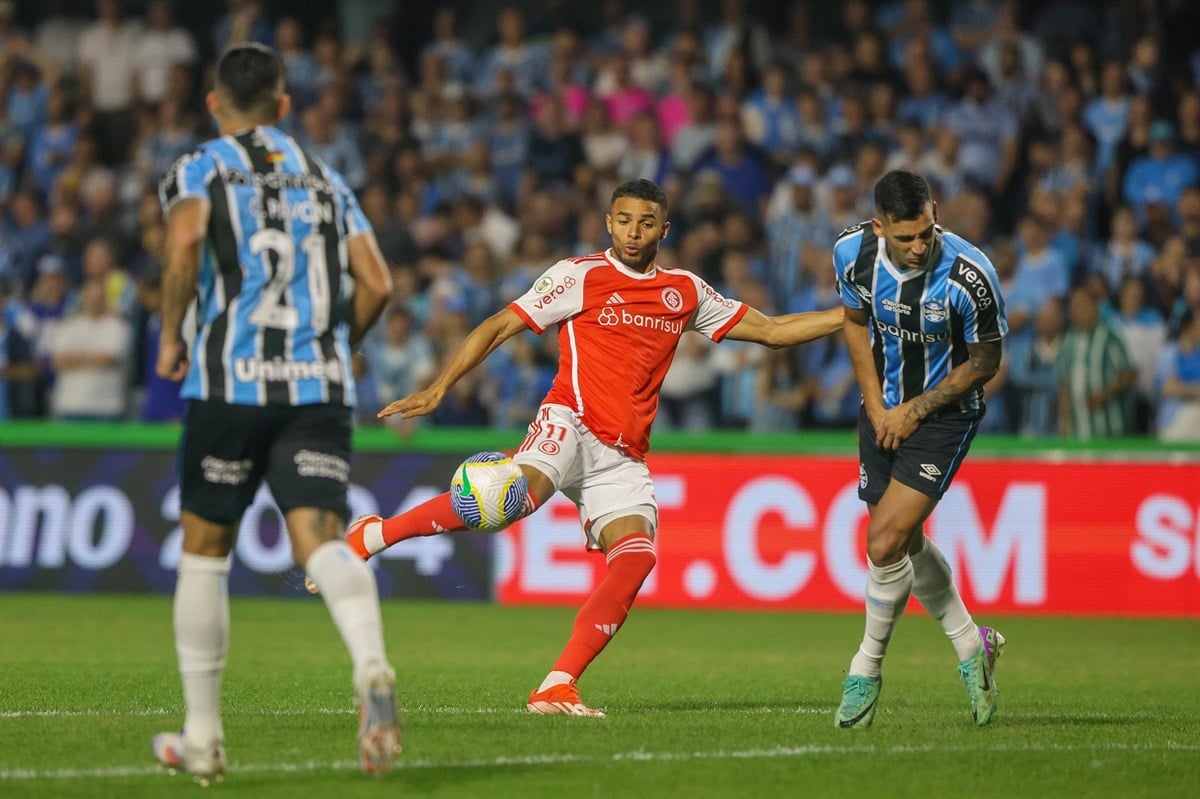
[843,304,886,423]
[157,197,209,382]
[724,306,843,348]
[346,233,393,347]
[378,307,529,419]
[876,339,1003,450]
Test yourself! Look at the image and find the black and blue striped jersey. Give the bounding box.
[834,222,1008,413]
[159,125,371,408]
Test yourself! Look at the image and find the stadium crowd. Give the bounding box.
[2,0,1200,441]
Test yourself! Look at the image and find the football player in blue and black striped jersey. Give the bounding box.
[832,170,1007,730]
[151,43,399,780]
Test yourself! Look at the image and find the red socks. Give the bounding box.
[551,533,656,678]
[378,492,467,547]
[377,490,545,548]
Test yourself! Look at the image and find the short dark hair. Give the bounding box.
[215,43,284,117]
[874,169,931,222]
[610,179,668,214]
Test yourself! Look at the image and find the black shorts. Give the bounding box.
[179,400,352,524]
[857,404,982,504]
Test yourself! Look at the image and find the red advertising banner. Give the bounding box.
[496,454,1200,617]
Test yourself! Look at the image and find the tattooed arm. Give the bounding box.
[873,339,1002,451]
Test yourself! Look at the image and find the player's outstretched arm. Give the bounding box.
[378,307,529,419]
[723,305,843,349]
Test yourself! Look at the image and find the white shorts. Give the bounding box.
[513,404,658,548]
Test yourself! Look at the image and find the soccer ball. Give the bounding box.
[449,452,528,531]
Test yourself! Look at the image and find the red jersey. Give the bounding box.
[508,249,747,460]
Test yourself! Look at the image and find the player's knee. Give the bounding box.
[865,523,909,566]
[605,532,657,578]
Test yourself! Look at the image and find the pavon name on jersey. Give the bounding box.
[247,195,334,224]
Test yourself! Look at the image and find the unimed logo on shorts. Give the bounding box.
[200,456,253,485]
[293,450,350,483]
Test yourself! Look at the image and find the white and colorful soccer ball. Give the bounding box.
[448,451,528,531]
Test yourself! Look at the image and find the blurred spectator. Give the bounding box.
[668,83,717,173]
[487,92,531,209]
[1,191,50,289]
[79,236,134,317]
[896,55,949,130]
[0,278,39,418]
[1092,205,1156,290]
[941,68,1020,195]
[1123,117,1200,236]
[484,330,552,430]
[765,165,823,301]
[615,110,671,185]
[884,0,963,76]
[274,17,320,109]
[1122,121,1199,233]
[1058,285,1137,439]
[213,0,272,53]
[741,60,800,165]
[474,7,547,100]
[1084,60,1131,178]
[1155,310,1200,442]
[5,55,49,144]
[751,346,807,431]
[802,329,859,428]
[1009,298,1065,437]
[423,7,476,87]
[134,99,197,188]
[693,117,772,217]
[525,94,584,192]
[26,81,79,200]
[703,0,771,86]
[1113,275,1167,432]
[1014,215,1070,302]
[532,31,591,128]
[133,267,183,421]
[371,306,435,438]
[1179,187,1200,258]
[42,278,129,420]
[596,52,655,128]
[77,0,142,166]
[133,0,197,107]
[581,99,627,174]
[299,104,366,191]
[659,331,721,432]
[34,0,88,73]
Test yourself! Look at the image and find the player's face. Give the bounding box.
[874,202,939,270]
[606,197,669,272]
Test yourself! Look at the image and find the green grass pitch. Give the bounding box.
[2,594,1197,798]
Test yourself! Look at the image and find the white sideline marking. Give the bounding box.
[0,705,833,719]
[2,742,1198,781]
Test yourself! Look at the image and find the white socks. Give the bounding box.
[305,541,390,689]
[537,670,575,693]
[174,553,230,747]
[849,555,913,678]
[910,535,980,662]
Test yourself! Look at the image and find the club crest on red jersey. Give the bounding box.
[661,287,683,311]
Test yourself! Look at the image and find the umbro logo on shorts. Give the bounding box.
[919,463,943,481]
